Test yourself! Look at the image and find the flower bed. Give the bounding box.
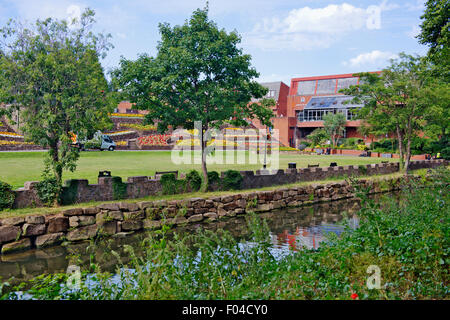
[107,130,136,137]
[118,123,157,131]
[137,134,172,146]
[109,113,144,118]
[0,131,23,139]
[0,140,34,145]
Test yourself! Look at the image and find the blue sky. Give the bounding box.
[0,0,428,85]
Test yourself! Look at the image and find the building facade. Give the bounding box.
[251,72,380,147]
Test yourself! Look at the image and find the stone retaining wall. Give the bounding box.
[11,159,447,209]
[0,175,412,255]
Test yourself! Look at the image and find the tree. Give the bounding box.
[112,7,274,189]
[323,112,346,148]
[417,0,449,81]
[341,53,434,171]
[307,128,328,147]
[0,9,114,193]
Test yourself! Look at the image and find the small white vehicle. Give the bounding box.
[73,131,116,151]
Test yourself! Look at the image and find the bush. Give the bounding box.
[84,139,101,149]
[60,180,80,205]
[37,174,61,206]
[160,173,186,195]
[222,170,243,190]
[207,171,220,187]
[0,181,15,210]
[186,170,202,192]
[112,177,128,200]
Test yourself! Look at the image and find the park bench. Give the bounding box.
[381,161,389,164]
[308,164,319,168]
[330,162,338,167]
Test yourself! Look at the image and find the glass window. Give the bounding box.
[297,81,316,95]
[336,77,358,92]
[316,79,336,94]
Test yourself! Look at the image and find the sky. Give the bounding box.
[0,0,429,85]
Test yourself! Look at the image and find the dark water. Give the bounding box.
[0,193,392,288]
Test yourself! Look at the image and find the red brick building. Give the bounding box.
[251,72,381,147]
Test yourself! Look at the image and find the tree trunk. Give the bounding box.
[200,125,209,192]
[404,114,414,173]
[396,124,405,171]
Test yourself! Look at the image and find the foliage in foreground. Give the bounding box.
[1,168,449,300]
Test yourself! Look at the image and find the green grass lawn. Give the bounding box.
[0,150,398,189]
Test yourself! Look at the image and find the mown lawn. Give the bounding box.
[0,150,397,189]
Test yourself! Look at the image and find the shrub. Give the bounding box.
[37,174,61,206]
[358,165,368,174]
[112,177,128,200]
[160,173,183,195]
[60,180,80,205]
[84,139,101,149]
[222,170,243,190]
[356,144,368,151]
[0,181,15,210]
[186,170,202,192]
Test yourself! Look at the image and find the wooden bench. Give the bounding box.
[307,164,319,168]
[381,161,389,164]
[330,162,338,167]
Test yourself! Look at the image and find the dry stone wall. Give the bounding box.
[12,159,447,209]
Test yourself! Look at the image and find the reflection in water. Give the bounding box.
[0,193,393,288]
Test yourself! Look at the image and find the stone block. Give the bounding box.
[0,225,21,244]
[22,223,46,236]
[25,215,45,224]
[35,233,65,248]
[1,238,31,254]
[47,216,69,233]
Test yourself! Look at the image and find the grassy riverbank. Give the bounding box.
[2,167,448,300]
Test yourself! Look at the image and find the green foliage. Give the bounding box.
[417,0,450,81]
[370,139,398,153]
[59,179,80,205]
[84,139,101,150]
[358,165,368,174]
[0,181,15,210]
[207,171,220,185]
[0,9,115,185]
[111,6,275,184]
[341,53,439,171]
[112,176,128,200]
[185,170,202,192]
[307,128,328,146]
[160,173,185,195]
[36,169,61,206]
[221,170,243,190]
[323,113,346,147]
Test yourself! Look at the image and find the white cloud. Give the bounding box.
[406,0,425,11]
[406,25,421,39]
[343,50,398,68]
[244,1,398,51]
[256,73,292,86]
[6,0,87,21]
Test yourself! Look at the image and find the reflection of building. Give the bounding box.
[274,222,350,251]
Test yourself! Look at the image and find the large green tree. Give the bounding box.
[323,112,346,148]
[417,0,449,81]
[0,9,114,190]
[342,53,435,171]
[112,7,274,188]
